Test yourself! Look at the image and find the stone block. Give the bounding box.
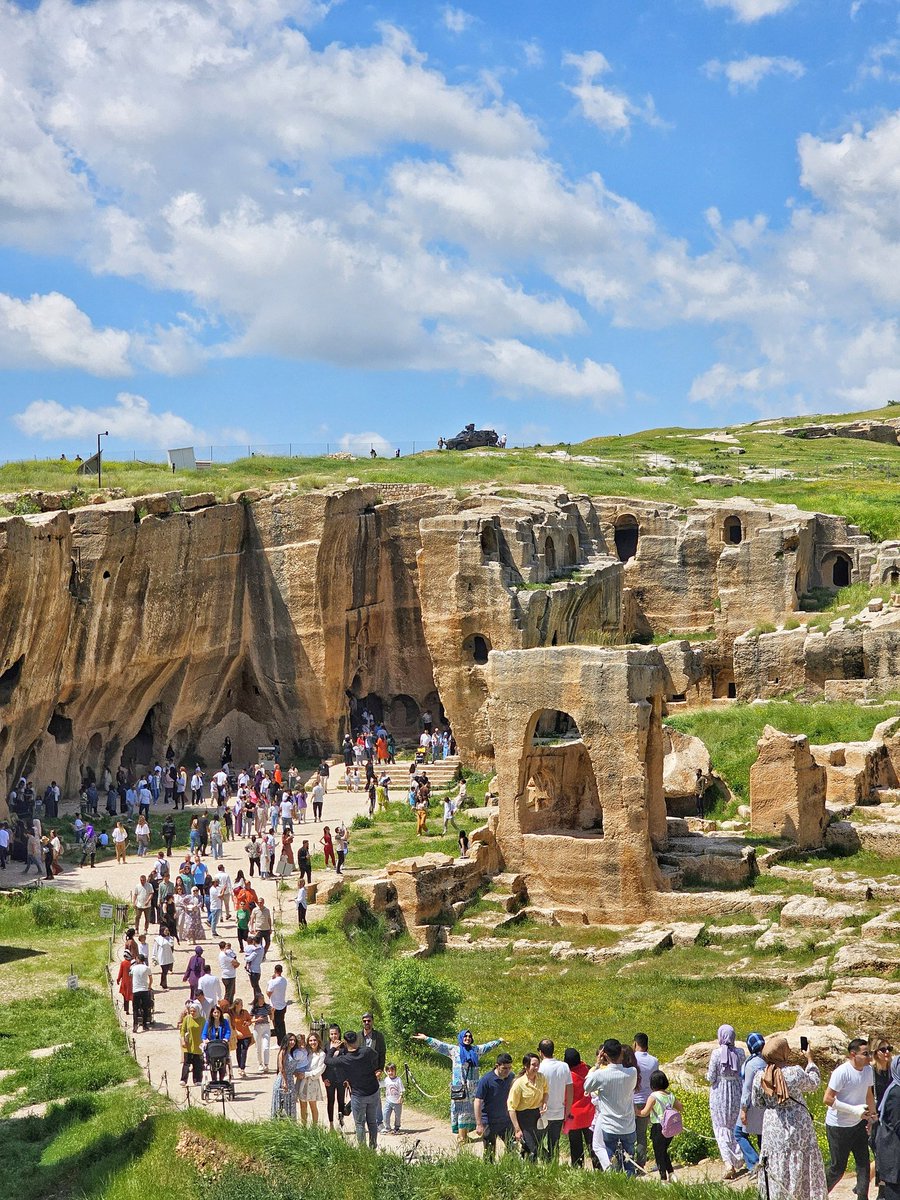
[780,895,865,928]
[750,726,827,848]
[832,942,900,976]
[181,492,217,511]
[669,921,707,946]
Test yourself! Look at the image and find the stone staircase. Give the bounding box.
[331,754,462,792]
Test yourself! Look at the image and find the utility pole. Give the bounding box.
[97,430,109,489]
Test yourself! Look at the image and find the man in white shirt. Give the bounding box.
[296,882,308,927]
[218,941,238,1003]
[215,864,233,919]
[130,959,153,1032]
[208,881,223,937]
[633,1032,660,1168]
[196,967,223,1019]
[311,781,324,822]
[131,875,154,933]
[212,768,228,803]
[584,1038,638,1175]
[267,964,289,1045]
[824,1037,877,1199]
[279,793,294,833]
[538,1038,573,1161]
[0,822,10,870]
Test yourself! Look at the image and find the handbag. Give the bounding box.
[450,1082,468,1102]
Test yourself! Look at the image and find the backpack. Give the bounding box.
[660,1093,683,1139]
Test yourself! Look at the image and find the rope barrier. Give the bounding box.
[403,1063,440,1100]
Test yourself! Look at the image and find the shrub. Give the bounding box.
[351,814,372,830]
[671,1088,715,1165]
[382,959,462,1042]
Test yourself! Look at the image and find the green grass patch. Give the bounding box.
[668,700,899,801]
[5,403,900,540]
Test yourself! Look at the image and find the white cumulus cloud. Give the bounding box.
[704,55,805,92]
[564,51,662,134]
[0,292,132,376]
[441,6,474,34]
[13,392,206,449]
[338,431,394,457]
[704,0,797,21]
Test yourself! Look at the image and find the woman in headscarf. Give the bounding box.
[182,946,207,1000]
[752,1035,826,1199]
[876,1053,900,1199]
[413,1028,504,1146]
[736,1031,767,1175]
[80,823,97,868]
[179,886,204,942]
[706,1023,747,1179]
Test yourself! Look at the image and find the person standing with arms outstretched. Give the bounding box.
[413,1029,504,1146]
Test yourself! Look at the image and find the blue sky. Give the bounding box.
[1,0,898,460]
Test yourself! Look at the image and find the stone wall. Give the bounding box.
[486,645,670,922]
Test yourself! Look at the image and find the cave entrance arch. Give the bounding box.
[824,552,852,589]
[566,533,578,566]
[518,709,603,835]
[723,515,743,545]
[122,706,157,772]
[463,632,491,665]
[614,515,639,563]
[387,694,420,739]
[545,536,557,573]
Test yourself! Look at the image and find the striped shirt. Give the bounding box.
[584,1063,637,1135]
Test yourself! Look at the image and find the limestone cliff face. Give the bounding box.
[0,486,449,797]
[0,482,888,804]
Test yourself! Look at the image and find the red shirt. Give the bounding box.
[564,1061,594,1132]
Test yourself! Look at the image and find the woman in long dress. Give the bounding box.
[178,887,205,943]
[297,1031,326,1126]
[271,1033,305,1119]
[752,1036,826,1200]
[413,1029,504,1146]
[707,1023,746,1179]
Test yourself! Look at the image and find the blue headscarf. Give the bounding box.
[458,1030,479,1068]
[747,1032,765,1056]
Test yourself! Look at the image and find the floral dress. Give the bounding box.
[424,1037,502,1133]
[752,1064,826,1200]
[707,1046,746,1169]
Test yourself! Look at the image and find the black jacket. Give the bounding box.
[359,1027,387,1071]
[877,1087,900,1184]
[333,1046,380,1097]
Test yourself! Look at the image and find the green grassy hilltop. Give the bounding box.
[4,403,900,539]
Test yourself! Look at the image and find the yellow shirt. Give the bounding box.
[508,1073,548,1111]
[180,1014,202,1055]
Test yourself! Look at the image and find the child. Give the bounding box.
[637,1069,682,1183]
[380,1062,405,1133]
[457,827,469,860]
[297,788,308,823]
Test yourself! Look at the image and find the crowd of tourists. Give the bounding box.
[110,832,900,1199]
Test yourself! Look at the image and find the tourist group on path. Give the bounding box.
[114,848,900,1200]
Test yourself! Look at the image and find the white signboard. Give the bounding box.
[99,903,114,919]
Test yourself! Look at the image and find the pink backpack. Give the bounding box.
[660,1093,683,1139]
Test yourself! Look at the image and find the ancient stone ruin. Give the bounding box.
[2,480,900,931]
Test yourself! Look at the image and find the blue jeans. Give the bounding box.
[351,1090,380,1148]
[734,1122,760,1170]
[603,1130,637,1176]
[383,1099,403,1130]
[209,908,221,937]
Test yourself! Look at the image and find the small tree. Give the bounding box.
[382,959,462,1042]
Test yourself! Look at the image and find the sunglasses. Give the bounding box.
[878,1046,893,1054]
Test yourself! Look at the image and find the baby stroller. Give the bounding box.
[201,1040,235,1102]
